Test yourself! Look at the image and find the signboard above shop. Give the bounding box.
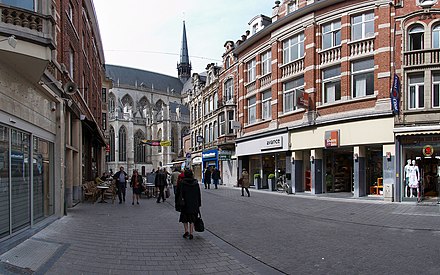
[262,136,283,150]
[325,130,340,148]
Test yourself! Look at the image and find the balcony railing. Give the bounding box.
[403,49,440,67]
[245,80,256,93]
[349,38,374,57]
[0,4,55,40]
[260,73,272,89]
[280,58,304,79]
[218,96,236,107]
[319,46,341,65]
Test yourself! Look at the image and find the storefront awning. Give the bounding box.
[394,126,440,136]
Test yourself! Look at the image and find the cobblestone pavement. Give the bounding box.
[1,185,440,274]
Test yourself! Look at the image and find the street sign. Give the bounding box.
[230,121,241,130]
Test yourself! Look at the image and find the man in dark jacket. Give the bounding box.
[203,167,212,189]
[155,168,168,203]
[113,166,128,204]
[212,168,221,189]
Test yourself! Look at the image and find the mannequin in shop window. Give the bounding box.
[408,160,420,198]
[404,159,412,197]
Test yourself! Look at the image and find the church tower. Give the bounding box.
[177,21,191,83]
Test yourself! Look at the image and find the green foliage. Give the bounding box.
[254,173,260,179]
[268,173,275,179]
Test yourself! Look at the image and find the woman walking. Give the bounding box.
[130,169,143,205]
[176,169,201,240]
[240,168,250,197]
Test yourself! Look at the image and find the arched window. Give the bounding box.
[171,127,178,153]
[157,129,162,153]
[209,123,213,142]
[118,127,127,161]
[109,127,115,162]
[214,92,218,110]
[409,25,424,51]
[109,94,115,113]
[433,25,440,48]
[134,130,146,163]
[205,125,209,143]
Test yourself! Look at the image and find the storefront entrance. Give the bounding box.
[401,136,439,201]
[325,149,353,193]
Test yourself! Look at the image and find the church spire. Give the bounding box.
[177,21,191,83]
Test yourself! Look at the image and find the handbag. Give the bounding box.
[194,212,204,232]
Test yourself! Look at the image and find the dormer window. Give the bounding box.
[252,23,258,35]
[287,0,297,13]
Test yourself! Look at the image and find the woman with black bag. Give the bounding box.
[175,169,201,240]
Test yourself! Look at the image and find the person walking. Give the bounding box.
[176,169,201,240]
[212,167,221,189]
[240,168,250,197]
[155,167,167,203]
[130,169,143,205]
[204,167,212,189]
[113,166,128,204]
[171,167,181,195]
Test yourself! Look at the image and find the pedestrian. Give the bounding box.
[171,167,181,195]
[113,166,128,204]
[130,169,143,205]
[155,167,167,203]
[240,168,250,197]
[212,167,221,189]
[95,173,104,184]
[204,167,212,189]
[109,169,113,177]
[176,169,201,240]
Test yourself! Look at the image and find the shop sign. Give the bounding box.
[230,121,241,130]
[423,145,434,157]
[106,144,110,152]
[202,152,217,159]
[262,136,283,150]
[325,130,340,148]
[218,150,232,160]
[192,157,202,164]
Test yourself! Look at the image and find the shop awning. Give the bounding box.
[394,126,440,136]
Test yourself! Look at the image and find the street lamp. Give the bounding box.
[0,35,17,48]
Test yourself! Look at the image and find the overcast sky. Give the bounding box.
[93,0,272,77]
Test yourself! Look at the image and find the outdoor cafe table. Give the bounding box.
[144,183,156,199]
[97,185,109,203]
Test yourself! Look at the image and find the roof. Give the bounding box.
[105,64,183,93]
[170,101,190,115]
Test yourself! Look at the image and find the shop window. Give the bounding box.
[408,74,424,110]
[247,59,256,83]
[248,96,257,124]
[0,125,9,238]
[351,58,374,98]
[408,25,424,51]
[351,12,375,41]
[322,66,341,104]
[432,73,440,108]
[261,50,272,76]
[283,33,304,64]
[322,20,341,50]
[261,90,272,120]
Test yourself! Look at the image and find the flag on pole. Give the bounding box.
[140,140,171,146]
[391,73,400,115]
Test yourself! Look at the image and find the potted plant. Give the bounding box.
[268,173,275,191]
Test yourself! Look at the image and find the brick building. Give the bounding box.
[0,0,105,241]
[230,0,439,202]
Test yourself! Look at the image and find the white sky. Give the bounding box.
[93,0,272,77]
